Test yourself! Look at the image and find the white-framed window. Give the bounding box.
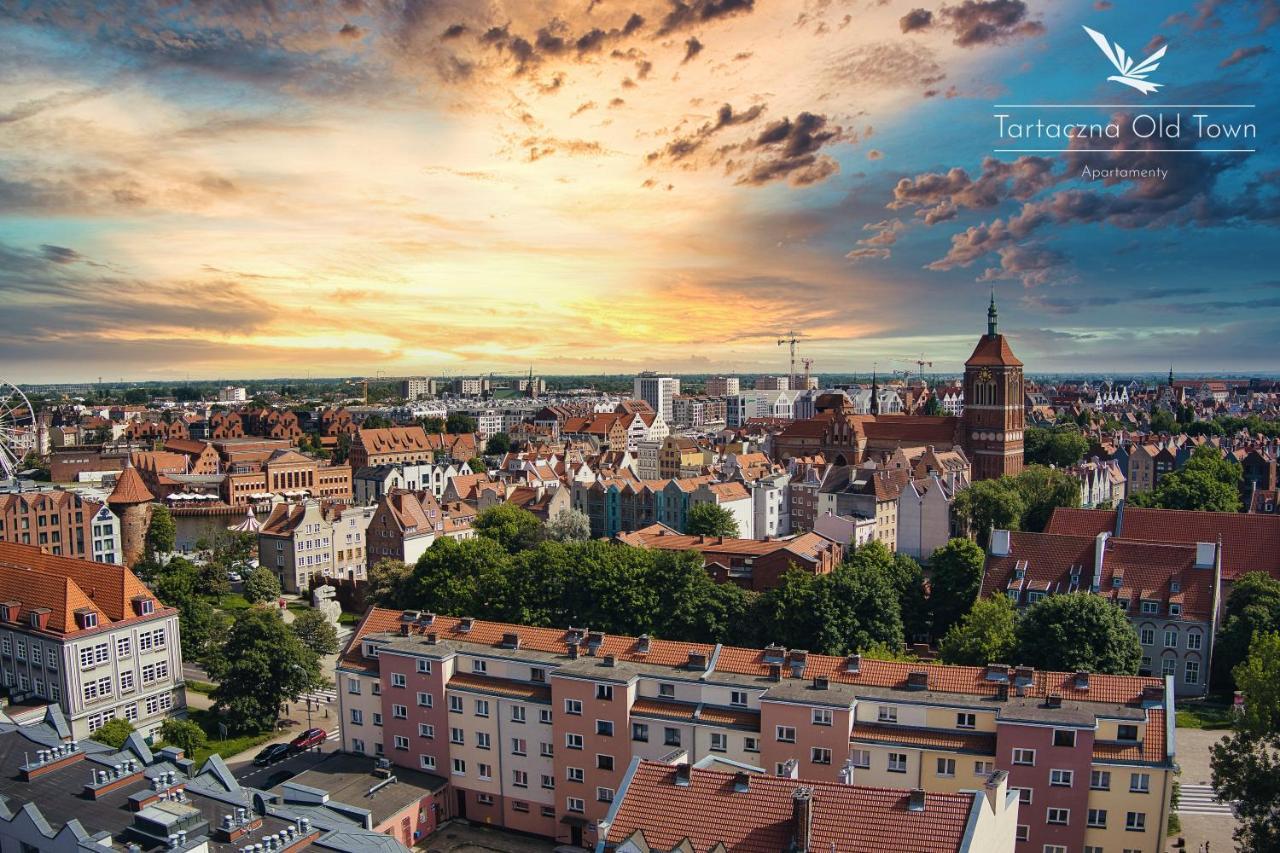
[450,727,464,744]
[596,684,613,701]
[475,699,489,717]
[416,659,431,674]
[936,758,955,777]
[1186,660,1201,684]
[974,760,993,776]
[476,732,490,750]
[418,723,434,739]
[1091,770,1111,790]
[541,774,555,789]
[597,786,615,803]
[710,733,727,752]
[417,691,432,707]
[449,695,463,713]
[120,671,134,692]
[1187,631,1203,650]
[350,709,363,725]
[566,797,585,814]
[1126,811,1147,832]
[744,736,760,753]
[1162,658,1177,677]
[596,719,614,736]
[452,758,465,775]
[1050,769,1073,787]
[393,735,409,750]
[1140,627,1155,645]
[887,753,907,773]
[775,726,796,743]
[877,706,897,723]
[565,698,582,715]
[471,659,487,674]
[851,749,870,768]
[1052,729,1076,747]
[1130,772,1150,793]
[956,712,976,729]
[511,737,527,755]
[1013,787,1031,805]
[420,754,436,770]
[511,704,526,723]
[391,673,406,688]
[392,704,407,719]
[567,767,584,783]
[1046,807,1069,826]
[347,678,361,695]
[541,741,554,757]
[116,637,131,658]
[512,769,528,788]
[730,690,747,706]
[1087,808,1107,828]
[566,733,583,750]
[539,708,553,725]
[1012,748,1035,766]
[811,747,832,765]
[811,708,832,726]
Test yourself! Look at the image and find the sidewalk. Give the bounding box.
[1168,728,1239,852]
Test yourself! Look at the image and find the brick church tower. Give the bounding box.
[108,462,155,568]
[963,293,1024,480]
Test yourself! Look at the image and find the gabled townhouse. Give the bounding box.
[258,499,376,593]
[365,490,476,572]
[338,611,1176,853]
[981,529,1220,697]
[898,472,959,560]
[657,437,705,479]
[817,465,909,550]
[353,461,461,505]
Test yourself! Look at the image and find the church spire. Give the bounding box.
[870,366,880,416]
[987,288,998,337]
[1168,365,1174,387]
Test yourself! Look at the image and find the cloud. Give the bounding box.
[656,0,756,36]
[682,36,705,63]
[338,23,363,39]
[899,0,1045,47]
[0,87,109,124]
[828,42,945,88]
[891,155,1057,222]
[845,218,903,261]
[730,111,848,186]
[1220,45,1270,67]
[646,101,766,163]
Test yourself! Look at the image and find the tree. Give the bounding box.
[685,502,740,537]
[1148,407,1177,434]
[848,541,928,643]
[95,718,136,749]
[209,608,322,733]
[927,538,987,639]
[952,480,1024,547]
[545,508,592,542]
[1011,466,1081,533]
[1129,445,1243,513]
[1214,572,1280,688]
[921,396,943,416]
[1211,631,1280,851]
[145,505,176,557]
[366,558,412,608]
[467,457,486,473]
[484,433,512,455]
[474,504,544,553]
[418,416,446,434]
[1024,426,1090,468]
[291,608,340,657]
[756,560,903,657]
[940,595,1018,665]
[243,567,281,604]
[446,413,478,434]
[123,388,149,404]
[411,536,513,616]
[159,718,208,755]
[1015,592,1141,675]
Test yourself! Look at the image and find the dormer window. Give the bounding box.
[1112,577,1123,588]
[76,610,98,630]
[1170,580,1181,593]
[1170,604,1182,617]
[28,612,39,628]
[132,596,155,617]
[0,603,16,623]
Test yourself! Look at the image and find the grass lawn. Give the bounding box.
[338,611,360,625]
[1175,699,1235,730]
[186,680,216,695]
[218,593,252,611]
[184,708,279,765]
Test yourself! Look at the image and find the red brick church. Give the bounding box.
[773,295,1024,480]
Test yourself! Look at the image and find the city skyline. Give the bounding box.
[3,0,1278,383]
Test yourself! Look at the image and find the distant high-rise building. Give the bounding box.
[754,375,790,391]
[704,376,740,397]
[633,373,680,422]
[217,386,247,402]
[451,377,490,397]
[401,377,437,399]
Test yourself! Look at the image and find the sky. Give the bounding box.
[1,0,1278,384]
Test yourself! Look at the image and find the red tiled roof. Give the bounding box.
[0,543,165,633]
[1047,506,1280,580]
[107,465,154,505]
[447,671,551,702]
[965,333,1023,367]
[1093,709,1166,764]
[604,761,977,853]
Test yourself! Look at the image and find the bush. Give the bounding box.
[95,718,136,749]
[159,718,208,755]
[243,567,282,605]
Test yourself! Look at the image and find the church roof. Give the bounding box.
[965,333,1023,367]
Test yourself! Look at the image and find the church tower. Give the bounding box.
[963,293,1024,480]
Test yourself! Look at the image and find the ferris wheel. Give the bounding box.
[0,380,34,482]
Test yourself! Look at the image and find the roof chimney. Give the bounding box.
[733,771,751,793]
[908,788,926,812]
[812,676,829,690]
[767,663,782,682]
[1045,693,1062,709]
[501,632,521,650]
[675,764,691,787]
[687,650,708,671]
[907,670,929,691]
[568,642,580,659]
[792,787,815,852]
[990,529,1011,557]
[844,654,861,674]
[636,634,651,654]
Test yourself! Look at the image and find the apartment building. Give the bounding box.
[982,528,1221,698]
[339,611,1175,853]
[258,499,375,593]
[0,543,185,740]
[402,377,438,400]
[348,426,479,470]
[353,461,461,505]
[703,376,740,397]
[0,489,121,564]
[365,489,476,571]
[817,466,908,550]
[632,374,680,423]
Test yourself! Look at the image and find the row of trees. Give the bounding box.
[952,465,1082,546]
[1024,426,1091,468]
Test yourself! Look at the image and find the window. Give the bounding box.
[1091,770,1111,790]
[1046,808,1069,826]
[730,690,748,706]
[372,712,383,727]
[476,732,490,750]
[138,632,153,653]
[1187,631,1203,651]
[475,699,489,718]
[418,723,434,739]
[1130,772,1150,793]
[1013,787,1031,805]
[1177,655,1198,686]
[1088,808,1108,828]
[974,760,993,776]
[567,767,584,783]
[1012,748,1035,766]
[596,720,614,737]
[877,706,897,723]
[120,671,134,692]
[664,727,681,746]
[416,659,431,674]
[511,704,525,723]
[452,758,466,775]
[658,682,675,698]
[632,723,649,741]
[1164,629,1178,648]
[936,758,955,777]
[887,753,908,773]
[541,774,555,789]
[512,769,528,788]
[812,708,832,726]
[566,733,583,750]
[1141,600,1159,614]
[450,727,464,744]
[350,709,363,725]
[1044,847,1067,853]
[597,787,615,803]
[478,763,492,781]
[511,737,527,755]
[347,678,361,695]
[1170,603,1182,617]
[775,725,796,743]
[744,735,760,753]
[852,749,870,768]
[1162,658,1176,677]
[449,695,463,713]
[567,797,585,814]
[392,704,407,719]
[1126,811,1147,832]
[1052,729,1076,748]
[116,637,131,658]
[710,733,727,752]
[1140,627,1155,646]
[811,747,832,765]
[1016,826,1029,842]
[595,684,613,701]
[1050,769,1073,787]
[417,692,432,707]
[597,754,614,771]
[1117,724,1139,741]
[530,666,546,682]
[541,742,554,757]
[471,659,487,674]
[565,699,582,715]
[391,673,406,688]
[956,712,976,729]
[393,735,409,750]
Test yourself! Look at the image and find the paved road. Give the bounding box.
[1179,783,1236,816]
[229,726,341,787]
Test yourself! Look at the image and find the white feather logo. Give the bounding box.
[1083,26,1167,95]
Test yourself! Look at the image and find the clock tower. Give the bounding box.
[963,293,1024,480]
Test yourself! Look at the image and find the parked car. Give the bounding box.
[252,743,292,766]
[289,728,328,752]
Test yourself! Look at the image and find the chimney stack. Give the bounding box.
[675,764,691,786]
[908,788,926,812]
[791,787,815,852]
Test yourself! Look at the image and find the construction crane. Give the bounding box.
[892,355,934,384]
[777,330,805,387]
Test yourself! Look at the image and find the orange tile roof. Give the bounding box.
[107,465,154,505]
[965,333,1023,367]
[0,543,164,634]
[631,697,698,723]
[1093,710,1166,764]
[604,761,978,853]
